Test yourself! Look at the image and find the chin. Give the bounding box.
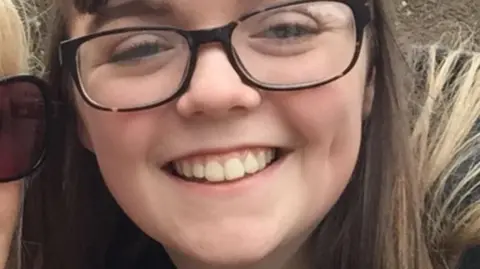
[189,244,272,266]
[161,221,286,267]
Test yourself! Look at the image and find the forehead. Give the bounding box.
[70,0,299,14]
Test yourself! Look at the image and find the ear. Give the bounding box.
[362,68,375,119]
[77,117,94,152]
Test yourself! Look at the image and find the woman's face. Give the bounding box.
[69,0,374,267]
[0,76,48,267]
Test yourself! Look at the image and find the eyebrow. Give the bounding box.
[88,0,171,33]
[87,0,289,33]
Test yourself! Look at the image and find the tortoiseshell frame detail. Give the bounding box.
[60,0,371,112]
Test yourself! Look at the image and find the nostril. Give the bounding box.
[227,105,253,116]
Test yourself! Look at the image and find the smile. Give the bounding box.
[164,147,286,184]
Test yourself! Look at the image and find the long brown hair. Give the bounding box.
[22,0,431,268]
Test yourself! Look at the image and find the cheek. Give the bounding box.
[271,44,368,148]
[0,182,20,226]
[270,72,365,218]
[0,181,21,266]
[273,74,365,151]
[76,101,162,171]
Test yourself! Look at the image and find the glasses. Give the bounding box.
[0,75,52,182]
[60,0,371,112]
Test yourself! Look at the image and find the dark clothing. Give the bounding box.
[460,246,480,269]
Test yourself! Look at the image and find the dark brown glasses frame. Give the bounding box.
[60,0,372,112]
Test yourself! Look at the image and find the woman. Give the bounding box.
[22,0,479,269]
[0,0,51,268]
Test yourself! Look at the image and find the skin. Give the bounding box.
[0,181,20,268]
[69,1,375,268]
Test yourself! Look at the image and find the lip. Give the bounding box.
[161,144,289,166]
[163,151,290,196]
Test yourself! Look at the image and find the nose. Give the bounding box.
[176,46,261,119]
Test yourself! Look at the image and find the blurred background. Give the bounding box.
[394,0,479,46]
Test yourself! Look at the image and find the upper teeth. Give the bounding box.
[172,149,276,182]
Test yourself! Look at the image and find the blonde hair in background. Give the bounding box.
[0,0,30,75]
[409,42,480,268]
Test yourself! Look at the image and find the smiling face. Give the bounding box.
[67,0,373,268]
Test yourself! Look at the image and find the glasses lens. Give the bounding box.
[0,80,46,180]
[232,1,356,87]
[76,30,190,109]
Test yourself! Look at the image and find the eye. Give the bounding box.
[254,22,319,40]
[109,41,173,63]
[249,11,321,42]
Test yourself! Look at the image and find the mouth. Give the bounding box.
[163,147,287,184]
